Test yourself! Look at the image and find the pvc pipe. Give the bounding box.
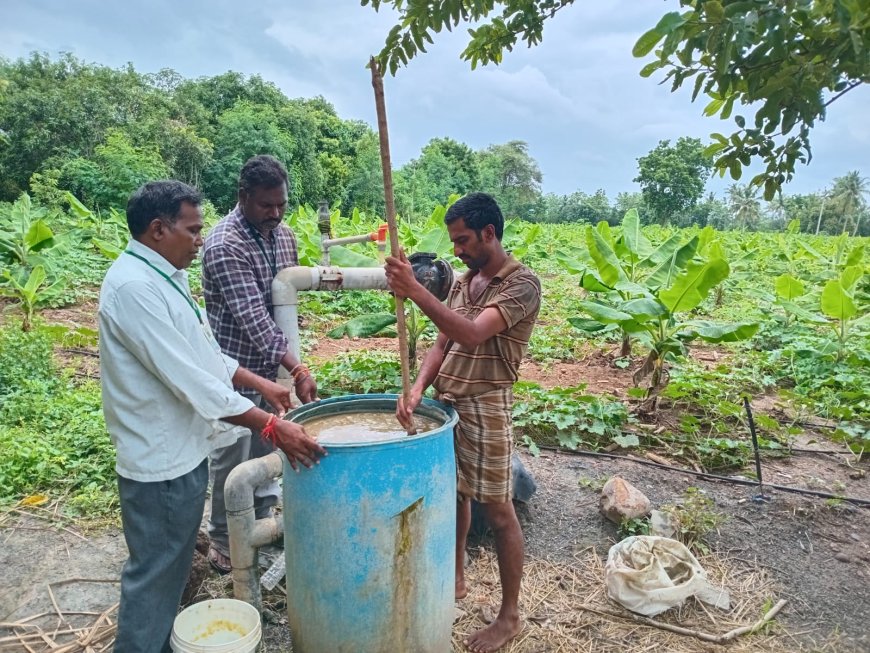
[320,226,387,265]
[272,266,388,366]
[226,452,285,613]
[323,233,375,248]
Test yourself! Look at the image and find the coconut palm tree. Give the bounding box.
[831,171,869,236]
[814,188,829,235]
[765,193,787,231]
[727,184,761,230]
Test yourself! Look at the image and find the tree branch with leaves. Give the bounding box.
[363,0,868,199]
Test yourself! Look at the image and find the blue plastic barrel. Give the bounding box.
[283,394,458,653]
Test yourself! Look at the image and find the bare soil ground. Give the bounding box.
[2,331,868,652]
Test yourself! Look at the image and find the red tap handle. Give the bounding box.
[372,223,388,242]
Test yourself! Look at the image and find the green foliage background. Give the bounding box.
[1,52,867,235]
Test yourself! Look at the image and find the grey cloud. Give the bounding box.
[1,0,866,198]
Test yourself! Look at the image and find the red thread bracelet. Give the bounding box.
[292,365,310,383]
[261,414,278,445]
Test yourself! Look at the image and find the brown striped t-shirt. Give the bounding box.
[433,255,541,398]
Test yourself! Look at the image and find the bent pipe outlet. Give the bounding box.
[223,267,389,611]
[226,451,285,613]
[272,266,389,373]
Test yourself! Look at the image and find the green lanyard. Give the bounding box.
[124,250,203,324]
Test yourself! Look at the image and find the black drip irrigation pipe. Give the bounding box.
[783,447,860,455]
[626,428,857,457]
[537,445,870,508]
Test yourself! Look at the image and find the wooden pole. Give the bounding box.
[370,57,416,435]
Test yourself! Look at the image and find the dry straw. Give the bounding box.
[8,547,839,652]
[0,579,119,653]
[450,546,825,653]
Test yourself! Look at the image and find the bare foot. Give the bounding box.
[455,576,468,600]
[464,615,522,652]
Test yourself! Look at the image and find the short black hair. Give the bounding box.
[444,192,504,240]
[126,180,202,237]
[238,155,290,195]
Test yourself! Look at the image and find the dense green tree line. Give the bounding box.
[0,53,547,222]
[536,135,867,235]
[0,54,377,215]
[0,53,866,234]
[538,179,868,235]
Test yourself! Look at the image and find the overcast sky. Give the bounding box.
[3,0,867,199]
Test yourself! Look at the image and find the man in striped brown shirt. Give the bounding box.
[385,192,541,653]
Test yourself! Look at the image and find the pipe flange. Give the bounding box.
[409,252,454,301]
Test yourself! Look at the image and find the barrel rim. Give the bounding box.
[286,393,458,448]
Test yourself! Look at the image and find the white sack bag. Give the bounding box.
[605,535,730,617]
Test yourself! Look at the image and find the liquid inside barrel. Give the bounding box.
[304,410,441,444]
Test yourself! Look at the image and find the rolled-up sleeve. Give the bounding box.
[203,243,288,365]
[103,281,254,427]
[221,352,240,378]
[488,276,542,329]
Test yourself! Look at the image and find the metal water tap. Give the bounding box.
[318,201,332,267]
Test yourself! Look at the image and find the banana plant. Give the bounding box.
[771,243,867,360]
[327,312,397,339]
[288,205,322,266]
[821,266,868,362]
[0,265,64,331]
[402,301,432,364]
[0,194,57,272]
[797,232,866,280]
[64,191,127,260]
[289,204,388,267]
[559,209,705,356]
[772,273,828,328]
[568,221,757,407]
[503,220,544,262]
[704,233,758,307]
[326,300,432,371]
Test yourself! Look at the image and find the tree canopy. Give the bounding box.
[364,0,870,199]
[636,0,869,199]
[634,137,712,225]
[0,54,400,216]
[0,52,865,233]
[0,53,550,220]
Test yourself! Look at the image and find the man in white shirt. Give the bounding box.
[99,180,325,653]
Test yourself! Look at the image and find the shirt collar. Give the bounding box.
[230,204,274,242]
[229,204,248,231]
[127,239,183,278]
[457,254,522,287]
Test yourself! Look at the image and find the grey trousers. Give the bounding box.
[208,395,279,554]
[115,459,208,653]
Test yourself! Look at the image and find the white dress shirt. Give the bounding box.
[99,239,254,482]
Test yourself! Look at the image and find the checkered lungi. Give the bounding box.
[438,387,513,504]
